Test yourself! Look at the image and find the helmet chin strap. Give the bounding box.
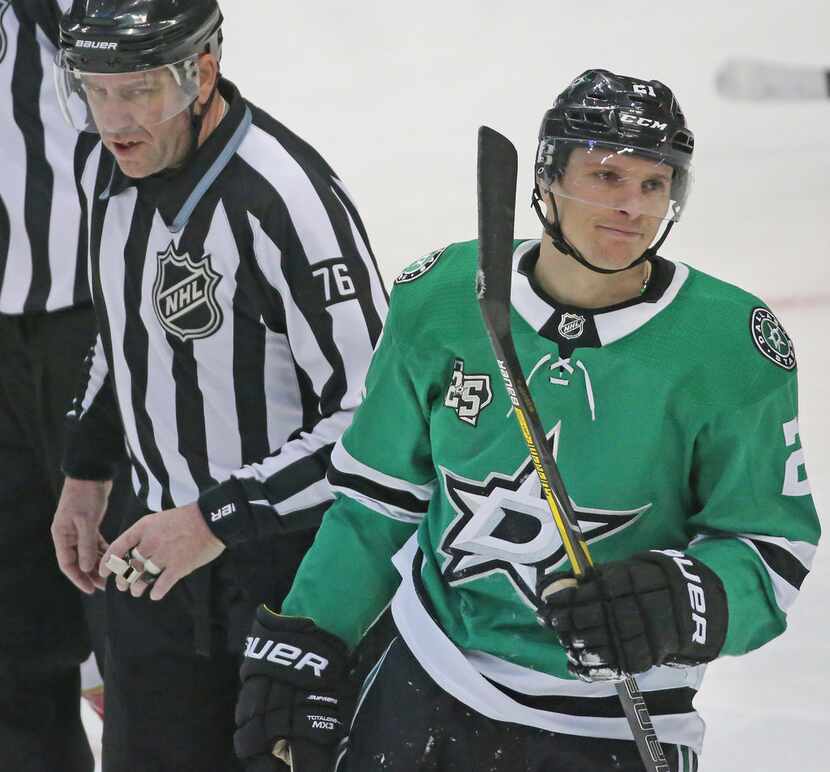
[531,186,674,275]
[188,80,219,156]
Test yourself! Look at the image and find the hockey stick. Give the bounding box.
[475,126,669,772]
[715,58,830,100]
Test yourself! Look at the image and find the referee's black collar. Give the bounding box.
[100,77,253,233]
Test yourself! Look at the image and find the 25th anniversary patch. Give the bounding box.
[750,307,796,370]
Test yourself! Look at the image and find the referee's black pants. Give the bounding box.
[0,305,127,772]
[101,522,317,772]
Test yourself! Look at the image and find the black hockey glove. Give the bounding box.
[235,605,349,772]
[538,550,728,681]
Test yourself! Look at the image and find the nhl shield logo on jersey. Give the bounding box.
[153,242,223,343]
[557,312,586,340]
[394,248,444,285]
[750,307,796,370]
[444,359,493,427]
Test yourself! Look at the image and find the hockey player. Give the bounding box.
[52,1,387,769]
[234,70,821,771]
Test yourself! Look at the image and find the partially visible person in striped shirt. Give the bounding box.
[52,1,388,769]
[0,2,128,770]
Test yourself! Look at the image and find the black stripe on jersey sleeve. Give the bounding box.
[485,677,697,719]
[118,196,175,511]
[327,464,430,517]
[12,11,53,312]
[749,538,809,590]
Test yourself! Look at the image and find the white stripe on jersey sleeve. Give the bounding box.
[330,442,435,503]
[250,477,334,518]
[738,534,816,612]
[329,487,425,525]
[740,532,817,569]
[70,336,109,420]
[238,125,343,265]
[691,532,816,613]
[328,299,376,411]
[234,408,354,487]
[262,328,305,451]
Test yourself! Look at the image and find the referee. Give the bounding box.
[0,3,128,770]
[53,1,388,770]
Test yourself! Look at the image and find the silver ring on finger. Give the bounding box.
[129,547,147,563]
[143,557,163,576]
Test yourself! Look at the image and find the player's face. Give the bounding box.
[550,148,673,269]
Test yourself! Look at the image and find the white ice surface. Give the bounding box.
[85,2,829,769]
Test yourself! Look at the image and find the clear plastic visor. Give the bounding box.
[53,52,201,134]
[538,139,693,223]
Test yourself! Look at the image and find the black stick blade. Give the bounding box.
[476,126,518,336]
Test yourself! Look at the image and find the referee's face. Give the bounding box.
[101,111,193,179]
[89,69,195,179]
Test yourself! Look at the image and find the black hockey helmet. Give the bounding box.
[59,0,223,74]
[533,69,695,274]
[55,0,224,135]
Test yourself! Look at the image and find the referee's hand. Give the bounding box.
[99,502,225,601]
[52,477,111,594]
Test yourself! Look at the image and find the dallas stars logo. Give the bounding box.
[750,307,796,370]
[438,423,650,610]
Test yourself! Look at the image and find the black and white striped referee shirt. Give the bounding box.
[63,78,388,545]
[0,0,90,314]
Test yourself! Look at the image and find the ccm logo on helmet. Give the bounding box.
[620,113,668,131]
[75,40,118,50]
[244,636,329,677]
[662,549,708,645]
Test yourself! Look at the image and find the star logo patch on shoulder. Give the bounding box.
[750,307,796,370]
[395,248,444,285]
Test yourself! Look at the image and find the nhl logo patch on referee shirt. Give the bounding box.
[153,242,224,343]
[750,307,796,370]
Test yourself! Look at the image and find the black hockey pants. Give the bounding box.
[341,637,700,772]
[0,306,128,772]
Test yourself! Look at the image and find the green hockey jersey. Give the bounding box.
[283,239,820,753]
